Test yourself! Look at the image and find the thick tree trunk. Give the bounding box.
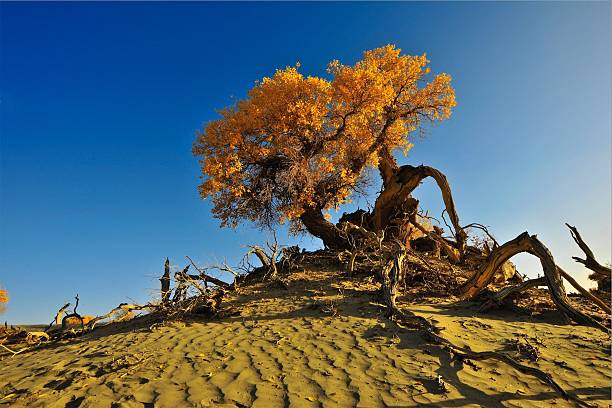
[300,207,346,249]
[372,160,467,256]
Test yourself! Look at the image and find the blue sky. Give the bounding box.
[1,2,610,324]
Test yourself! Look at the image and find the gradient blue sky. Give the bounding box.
[1,2,610,324]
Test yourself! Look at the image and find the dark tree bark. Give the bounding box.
[160,258,171,304]
[300,207,346,249]
[371,157,467,256]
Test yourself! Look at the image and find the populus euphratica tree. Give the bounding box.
[193,45,456,248]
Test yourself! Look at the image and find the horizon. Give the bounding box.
[1,2,610,324]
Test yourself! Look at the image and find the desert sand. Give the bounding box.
[1,268,610,407]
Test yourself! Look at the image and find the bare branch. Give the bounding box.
[461,232,608,332]
[566,223,611,278]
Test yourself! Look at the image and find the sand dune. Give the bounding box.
[1,269,610,407]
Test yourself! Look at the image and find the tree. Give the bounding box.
[0,288,8,315]
[193,45,456,248]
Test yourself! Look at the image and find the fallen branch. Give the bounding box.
[185,256,230,288]
[461,232,608,332]
[61,294,84,330]
[85,302,155,330]
[557,266,611,314]
[0,343,32,356]
[566,223,611,293]
[45,302,70,332]
[480,277,546,312]
[411,218,460,263]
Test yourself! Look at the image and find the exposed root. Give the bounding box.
[377,250,595,407]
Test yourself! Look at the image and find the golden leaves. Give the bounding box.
[193,45,456,229]
[0,288,8,314]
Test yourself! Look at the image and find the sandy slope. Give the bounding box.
[1,269,610,407]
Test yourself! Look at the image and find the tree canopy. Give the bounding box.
[193,45,456,245]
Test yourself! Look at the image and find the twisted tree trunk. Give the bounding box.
[371,157,467,257]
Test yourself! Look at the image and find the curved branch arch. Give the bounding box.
[371,164,467,254]
[460,232,608,332]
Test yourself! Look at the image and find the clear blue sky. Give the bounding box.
[1,2,610,324]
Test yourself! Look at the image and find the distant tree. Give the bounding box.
[0,288,8,315]
[193,45,456,248]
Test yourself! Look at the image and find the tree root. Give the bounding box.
[375,243,601,407]
[385,308,597,407]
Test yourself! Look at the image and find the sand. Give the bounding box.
[1,269,610,407]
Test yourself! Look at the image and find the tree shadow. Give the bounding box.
[370,317,609,407]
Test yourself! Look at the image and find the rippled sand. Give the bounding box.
[2,270,610,407]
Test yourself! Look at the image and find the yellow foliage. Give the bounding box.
[64,315,95,326]
[193,45,456,230]
[0,288,7,315]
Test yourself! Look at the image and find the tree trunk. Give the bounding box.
[371,161,467,256]
[300,207,346,249]
[378,245,407,318]
[160,258,171,304]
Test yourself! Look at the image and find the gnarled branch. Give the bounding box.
[566,223,611,280]
[461,232,608,332]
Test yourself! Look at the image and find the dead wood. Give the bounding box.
[0,343,33,357]
[249,245,271,268]
[461,232,608,332]
[566,223,611,291]
[411,217,461,263]
[248,245,279,279]
[160,258,171,304]
[185,256,230,288]
[480,277,547,312]
[61,294,84,330]
[378,246,407,317]
[85,302,155,330]
[377,269,594,407]
[557,266,611,314]
[45,302,70,332]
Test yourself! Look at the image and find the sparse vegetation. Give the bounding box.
[1,45,609,408]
